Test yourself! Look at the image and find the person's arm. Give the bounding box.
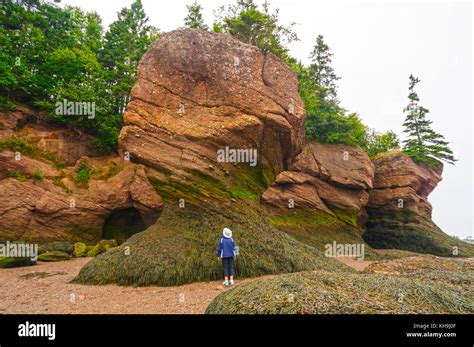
[217,237,222,258]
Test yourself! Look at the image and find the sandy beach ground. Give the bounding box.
[0,257,370,314]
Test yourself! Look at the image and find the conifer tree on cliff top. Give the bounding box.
[184,1,208,30]
[402,74,457,166]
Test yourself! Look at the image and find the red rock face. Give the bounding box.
[0,159,162,242]
[0,108,94,166]
[119,29,305,183]
[0,109,163,243]
[262,142,374,229]
[367,153,442,218]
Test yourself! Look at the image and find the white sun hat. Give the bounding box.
[223,227,232,238]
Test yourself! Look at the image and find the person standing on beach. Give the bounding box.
[217,228,237,286]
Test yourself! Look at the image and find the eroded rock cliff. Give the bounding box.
[363,153,473,256]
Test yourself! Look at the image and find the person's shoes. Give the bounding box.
[229,280,235,286]
[222,280,229,286]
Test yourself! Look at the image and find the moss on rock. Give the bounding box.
[86,244,105,257]
[268,210,382,260]
[73,242,88,257]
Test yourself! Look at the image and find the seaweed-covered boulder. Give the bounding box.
[38,241,74,255]
[0,256,36,268]
[205,270,473,314]
[73,242,88,257]
[85,240,118,257]
[37,251,71,262]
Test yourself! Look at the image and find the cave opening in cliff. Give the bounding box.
[102,207,147,244]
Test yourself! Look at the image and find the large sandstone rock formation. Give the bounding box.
[0,109,162,243]
[74,30,351,286]
[363,153,474,256]
[120,29,305,190]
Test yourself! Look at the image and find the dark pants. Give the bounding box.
[222,257,235,277]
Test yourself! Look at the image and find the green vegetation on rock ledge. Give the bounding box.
[73,202,352,286]
[149,165,274,204]
[0,140,67,168]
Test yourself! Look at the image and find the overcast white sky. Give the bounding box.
[60,0,473,239]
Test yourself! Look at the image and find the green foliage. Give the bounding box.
[101,0,159,115]
[0,0,157,154]
[32,170,44,181]
[184,1,208,30]
[296,36,370,148]
[308,35,341,106]
[74,161,90,187]
[364,130,400,158]
[308,112,368,146]
[401,75,456,167]
[214,0,298,60]
[10,170,27,181]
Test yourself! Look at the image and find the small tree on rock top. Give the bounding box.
[402,74,456,167]
[184,1,208,30]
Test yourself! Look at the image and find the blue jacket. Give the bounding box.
[217,236,236,258]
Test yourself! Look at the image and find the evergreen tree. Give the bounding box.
[184,1,208,30]
[402,74,456,166]
[308,35,341,112]
[302,35,368,145]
